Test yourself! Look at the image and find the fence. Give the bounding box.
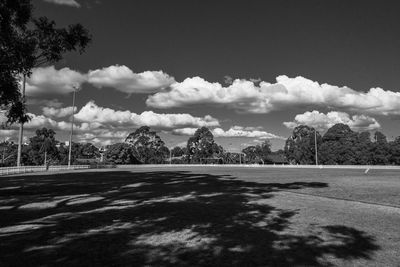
[0,165,90,176]
[115,164,400,170]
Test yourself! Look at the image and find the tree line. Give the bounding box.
[1,123,399,167]
[284,124,400,165]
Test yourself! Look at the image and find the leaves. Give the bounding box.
[0,0,91,124]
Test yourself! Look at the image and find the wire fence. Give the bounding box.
[0,165,90,176]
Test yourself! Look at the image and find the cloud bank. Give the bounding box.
[146,75,400,116]
[25,66,400,117]
[283,110,381,131]
[172,126,283,139]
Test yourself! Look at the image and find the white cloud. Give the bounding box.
[283,110,381,131]
[74,101,220,129]
[42,0,81,8]
[25,66,86,96]
[87,65,175,94]
[42,106,77,118]
[146,75,400,116]
[172,126,283,139]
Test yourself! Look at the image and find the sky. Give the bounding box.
[2,0,400,151]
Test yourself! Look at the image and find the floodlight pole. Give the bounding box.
[16,74,26,167]
[68,87,77,168]
[314,128,318,166]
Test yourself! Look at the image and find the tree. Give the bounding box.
[58,142,100,165]
[1,0,91,124]
[370,131,389,165]
[354,131,373,165]
[284,125,321,164]
[22,128,58,165]
[125,126,168,164]
[0,0,33,123]
[0,141,17,167]
[319,124,359,165]
[389,136,400,165]
[186,127,222,163]
[104,143,140,165]
[171,146,185,157]
[242,140,272,164]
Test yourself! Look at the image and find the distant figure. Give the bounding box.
[365,168,370,174]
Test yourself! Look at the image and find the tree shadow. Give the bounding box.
[0,170,379,266]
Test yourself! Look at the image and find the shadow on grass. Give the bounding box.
[0,171,379,266]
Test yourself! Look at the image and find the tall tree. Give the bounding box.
[1,0,91,124]
[186,127,222,163]
[125,126,168,164]
[22,128,58,165]
[389,136,400,165]
[0,0,33,123]
[319,124,358,165]
[354,131,373,165]
[370,131,389,165]
[104,143,140,165]
[284,125,321,164]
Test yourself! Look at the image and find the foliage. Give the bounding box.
[370,131,389,165]
[171,146,185,157]
[242,140,272,164]
[284,125,322,164]
[0,141,18,166]
[58,142,100,165]
[389,137,400,165]
[318,124,359,165]
[125,126,168,164]
[104,143,140,165]
[0,0,91,124]
[186,127,223,163]
[22,128,58,165]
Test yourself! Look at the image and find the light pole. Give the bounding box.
[314,128,318,166]
[16,74,26,167]
[68,86,78,168]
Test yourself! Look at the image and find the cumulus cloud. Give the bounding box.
[73,101,219,129]
[42,0,81,8]
[172,126,283,139]
[25,66,86,96]
[283,110,381,131]
[146,75,400,116]
[87,65,175,94]
[42,106,77,118]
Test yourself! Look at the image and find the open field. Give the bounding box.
[0,167,399,266]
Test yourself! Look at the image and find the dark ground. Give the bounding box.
[0,167,399,266]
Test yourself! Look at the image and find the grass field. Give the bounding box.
[0,167,399,266]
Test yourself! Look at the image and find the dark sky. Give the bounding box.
[16,0,400,149]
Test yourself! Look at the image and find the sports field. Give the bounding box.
[0,167,399,266]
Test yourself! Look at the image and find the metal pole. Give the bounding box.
[314,129,318,166]
[68,89,76,168]
[17,74,26,167]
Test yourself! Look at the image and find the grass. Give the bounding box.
[0,166,399,266]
